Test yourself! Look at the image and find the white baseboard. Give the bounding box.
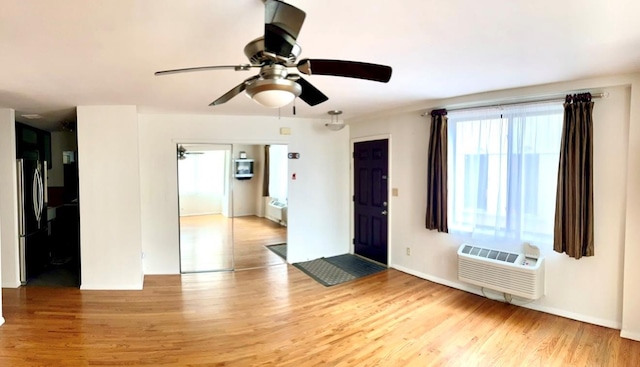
[0,317,5,326]
[2,280,21,289]
[390,264,620,330]
[391,264,483,296]
[523,303,621,330]
[80,282,143,291]
[621,330,640,341]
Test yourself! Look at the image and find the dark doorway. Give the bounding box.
[353,139,389,265]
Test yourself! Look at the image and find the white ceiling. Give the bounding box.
[2,0,640,130]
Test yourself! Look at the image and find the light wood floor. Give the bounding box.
[1,267,639,366]
[179,214,287,272]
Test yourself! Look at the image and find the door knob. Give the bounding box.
[381,210,388,215]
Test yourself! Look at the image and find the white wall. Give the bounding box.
[350,74,640,340]
[0,207,4,325]
[621,75,640,341]
[138,114,350,274]
[48,131,77,187]
[0,109,20,288]
[77,106,143,290]
[232,144,262,217]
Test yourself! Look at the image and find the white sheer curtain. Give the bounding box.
[268,145,288,203]
[447,102,563,246]
[178,151,226,216]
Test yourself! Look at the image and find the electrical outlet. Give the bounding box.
[406,247,411,256]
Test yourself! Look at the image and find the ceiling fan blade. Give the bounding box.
[264,0,306,58]
[295,77,329,106]
[209,75,259,106]
[297,59,392,83]
[155,64,256,76]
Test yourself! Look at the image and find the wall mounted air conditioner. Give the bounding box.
[265,198,287,226]
[457,243,545,300]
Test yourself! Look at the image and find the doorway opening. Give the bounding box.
[16,123,81,288]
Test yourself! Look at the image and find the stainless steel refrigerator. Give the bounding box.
[17,158,48,285]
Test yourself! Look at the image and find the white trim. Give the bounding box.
[391,264,482,295]
[171,138,289,146]
[80,282,143,291]
[351,134,391,144]
[620,330,640,341]
[0,317,5,326]
[350,134,392,265]
[391,264,621,330]
[524,304,621,330]
[2,280,21,288]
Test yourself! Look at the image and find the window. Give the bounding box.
[268,145,288,203]
[448,103,563,246]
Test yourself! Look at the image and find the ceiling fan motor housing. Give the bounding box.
[244,37,301,65]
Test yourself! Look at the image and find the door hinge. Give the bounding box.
[352,195,355,201]
[352,238,355,245]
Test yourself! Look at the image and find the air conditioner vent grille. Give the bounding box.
[461,245,519,263]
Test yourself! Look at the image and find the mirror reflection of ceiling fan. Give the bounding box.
[177,145,204,160]
[155,0,392,109]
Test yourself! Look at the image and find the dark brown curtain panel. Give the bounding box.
[554,93,594,259]
[262,145,270,197]
[425,109,448,232]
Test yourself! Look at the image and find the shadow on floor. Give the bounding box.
[27,257,80,288]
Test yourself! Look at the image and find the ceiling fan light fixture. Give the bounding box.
[325,110,345,131]
[246,78,301,108]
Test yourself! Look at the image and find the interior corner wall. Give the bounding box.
[621,76,640,341]
[76,106,143,290]
[137,114,350,275]
[0,108,20,288]
[255,145,267,218]
[232,144,261,217]
[349,74,637,334]
[0,213,4,325]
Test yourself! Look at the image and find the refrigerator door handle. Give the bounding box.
[43,161,48,205]
[33,167,42,227]
[16,159,25,237]
[39,167,44,216]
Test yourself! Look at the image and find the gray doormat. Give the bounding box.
[266,243,287,260]
[293,254,387,287]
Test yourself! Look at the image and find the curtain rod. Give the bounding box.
[421,91,609,116]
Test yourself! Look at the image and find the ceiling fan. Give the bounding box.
[155,0,392,109]
[177,145,203,160]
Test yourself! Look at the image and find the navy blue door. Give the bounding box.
[354,139,388,264]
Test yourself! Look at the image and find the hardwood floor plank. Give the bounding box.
[1,267,639,366]
[179,215,287,272]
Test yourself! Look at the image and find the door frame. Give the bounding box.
[350,134,392,266]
